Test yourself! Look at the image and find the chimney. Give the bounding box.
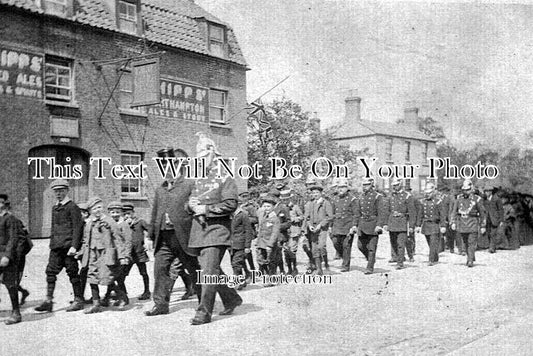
[403,105,419,130]
[345,90,362,123]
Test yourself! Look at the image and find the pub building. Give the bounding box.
[0,0,248,237]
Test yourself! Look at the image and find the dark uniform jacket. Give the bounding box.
[437,192,452,226]
[241,202,259,236]
[188,169,238,250]
[331,192,358,235]
[231,208,253,250]
[354,189,388,235]
[256,211,280,249]
[450,193,487,233]
[484,195,504,227]
[417,196,446,235]
[0,213,23,263]
[50,199,83,250]
[387,190,416,232]
[149,176,195,255]
[274,203,291,242]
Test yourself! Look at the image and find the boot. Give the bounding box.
[5,310,21,325]
[19,287,30,306]
[314,258,323,275]
[323,254,330,270]
[138,291,151,300]
[116,289,129,310]
[179,271,194,300]
[35,299,53,312]
[66,297,85,312]
[84,300,102,314]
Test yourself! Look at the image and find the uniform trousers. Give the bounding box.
[357,232,378,270]
[406,231,416,259]
[332,234,354,269]
[153,230,200,307]
[425,233,440,263]
[487,224,499,252]
[389,231,407,264]
[460,232,477,263]
[230,249,246,276]
[196,246,242,319]
[446,230,464,253]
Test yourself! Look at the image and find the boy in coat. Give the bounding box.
[256,196,281,275]
[230,202,253,290]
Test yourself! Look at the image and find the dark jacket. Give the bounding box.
[354,189,388,235]
[188,170,238,250]
[450,193,487,233]
[50,200,83,250]
[331,193,358,235]
[417,196,446,235]
[149,176,195,255]
[256,210,280,249]
[274,202,291,242]
[386,190,416,232]
[231,208,253,250]
[484,194,504,227]
[0,213,23,262]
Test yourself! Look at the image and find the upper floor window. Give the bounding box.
[118,69,146,114]
[405,141,411,162]
[385,137,393,162]
[423,142,429,162]
[208,24,225,57]
[43,0,69,17]
[209,89,227,124]
[45,56,73,102]
[121,152,143,196]
[118,0,138,35]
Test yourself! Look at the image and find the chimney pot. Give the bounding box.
[403,105,419,130]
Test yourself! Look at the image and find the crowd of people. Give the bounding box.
[1,143,532,326]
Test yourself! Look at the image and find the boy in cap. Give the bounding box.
[256,195,281,276]
[230,196,254,290]
[80,197,130,313]
[122,203,151,299]
[35,179,85,313]
[302,184,333,275]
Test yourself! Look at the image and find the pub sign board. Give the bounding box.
[0,47,43,99]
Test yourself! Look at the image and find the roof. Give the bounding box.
[331,119,437,142]
[0,0,247,67]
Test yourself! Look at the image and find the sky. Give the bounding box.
[197,0,533,149]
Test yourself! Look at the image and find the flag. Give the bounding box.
[247,99,271,133]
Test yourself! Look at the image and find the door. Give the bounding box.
[28,145,90,238]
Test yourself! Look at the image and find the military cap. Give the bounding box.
[78,202,89,211]
[362,177,374,185]
[280,189,291,199]
[87,197,103,210]
[50,179,69,190]
[305,176,317,186]
[424,182,436,193]
[157,147,175,158]
[196,132,221,157]
[107,201,122,210]
[337,178,349,187]
[391,178,402,186]
[308,185,324,192]
[461,180,473,190]
[122,203,134,211]
[261,195,277,205]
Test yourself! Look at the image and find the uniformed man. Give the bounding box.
[188,137,242,325]
[301,176,318,272]
[406,188,420,262]
[302,184,333,275]
[270,188,291,275]
[484,185,504,253]
[146,147,201,317]
[450,180,487,267]
[416,183,447,265]
[386,179,416,269]
[284,190,304,275]
[35,179,85,313]
[354,177,388,274]
[330,178,358,272]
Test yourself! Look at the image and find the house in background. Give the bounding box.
[0,0,248,237]
[331,94,437,194]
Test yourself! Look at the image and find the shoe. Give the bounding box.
[180,289,194,301]
[219,298,243,316]
[364,268,373,275]
[100,298,110,307]
[84,297,93,305]
[467,261,474,268]
[66,298,85,312]
[84,303,103,314]
[334,254,342,260]
[117,298,129,310]
[144,305,169,316]
[20,289,30,306]
[388,259,397,263]
[340,267,349,272]
[4,311,21,325]
[138,291,151,300]
[409,258,415,263]
[460,251,466,256]
[35,300,53,312]
[190,315,211,325]
[396,264,405,270]
[428,262,436,266]
[489,249,496,254]
[236,281,247,291]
